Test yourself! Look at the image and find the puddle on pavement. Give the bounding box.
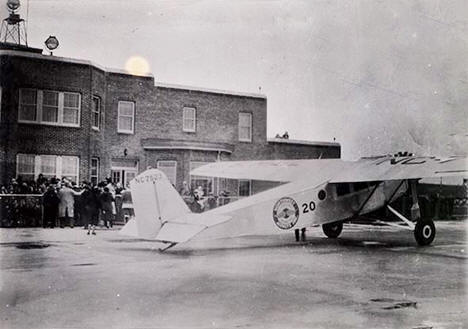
[15,243,51,249]
[370,298,417,310]
[71,263,97,267]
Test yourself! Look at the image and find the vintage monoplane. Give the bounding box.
[120,154,467,250]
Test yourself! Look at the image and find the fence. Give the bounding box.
[0,194,43,227]
[0,194,245,227]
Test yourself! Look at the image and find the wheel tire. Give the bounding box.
[414,219,436,246]
[322,221,343,238]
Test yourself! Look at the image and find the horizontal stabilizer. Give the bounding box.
[119,218,139,238]
[156,222,206,243]
[156,214,231,243]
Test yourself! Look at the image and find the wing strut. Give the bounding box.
[159,242,177,252]
[352,182,382,218]
[384,180,406,206]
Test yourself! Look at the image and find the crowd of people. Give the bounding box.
[0,175,131,235]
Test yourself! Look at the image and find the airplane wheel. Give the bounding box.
[322,222,343,238]
[414,219,435,246]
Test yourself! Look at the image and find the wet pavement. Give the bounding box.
[0,220,466,329]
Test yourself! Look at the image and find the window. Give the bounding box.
[352,182,369,192]
[41,91,59,123]
[92,96,101,130]
[157,161,177,185]
[90,157,99,185]
[190,161,214,195]
[18,88,81,127]
[111,160,139,188]
[63,92,80,125]
[40,155,57,180]
[19,89,37,122]
[238,112,252,142]
[183,107,196,132]
[62,156,79,183]
[16,154,79,182]
[238,179,251,197]
[336,183,351,196]
[118,101,135,134]
[16,154,35,181]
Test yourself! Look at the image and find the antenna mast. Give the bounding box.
[0,0,28,46]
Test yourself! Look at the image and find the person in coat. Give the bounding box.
[42,184,60,228]
[80,182,99,235]
[99,187,114,228]
[58,182,82,228]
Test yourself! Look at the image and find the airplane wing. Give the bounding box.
[191,156,467,183]
[190,158,355,182]
[329,156,468,183]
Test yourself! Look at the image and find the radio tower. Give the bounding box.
[0,0,28,46]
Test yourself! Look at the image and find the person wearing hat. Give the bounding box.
[57,182,82,228]
[80,182,99,235]
[42,184,60,228]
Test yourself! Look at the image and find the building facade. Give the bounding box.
[0,46,340,196]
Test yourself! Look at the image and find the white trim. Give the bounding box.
[90,157,100,183]
[18,88,81,127]
[16,154,79,182]
[238,112,252,142]
[117,101,135,134]
[182,107,196,132]
[91,96,101,130]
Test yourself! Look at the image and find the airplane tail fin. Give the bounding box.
[121,169,191,240]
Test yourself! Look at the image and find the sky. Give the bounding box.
[2,0,467,159]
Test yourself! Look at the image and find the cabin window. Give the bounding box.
[336,183,351,196]
[352,182,369,192]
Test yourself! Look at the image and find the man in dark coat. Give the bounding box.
[42,185,60,228]
[99,187,114,228]
[81,182,99,235]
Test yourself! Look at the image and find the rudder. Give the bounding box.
[126,169,191,239]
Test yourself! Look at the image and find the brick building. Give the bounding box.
[0,45,340,196]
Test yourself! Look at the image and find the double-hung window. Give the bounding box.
[16,154,35,182]
[16,154,79,183]
[63,93,80,124]
[92,96,101,130]
[19,89,37,122]
[183,107,196,132]
[18,88,81,127]
[117,101,135,134]
[238,112,252,142]
[41,91,59,123]
[90,158,99,184]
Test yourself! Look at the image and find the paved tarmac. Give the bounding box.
[0,220,466,329]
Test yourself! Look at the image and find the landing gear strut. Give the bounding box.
[383,179,436,246]
[322,221,343,238]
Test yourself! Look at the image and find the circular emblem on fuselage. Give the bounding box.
[272,197,300,230]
